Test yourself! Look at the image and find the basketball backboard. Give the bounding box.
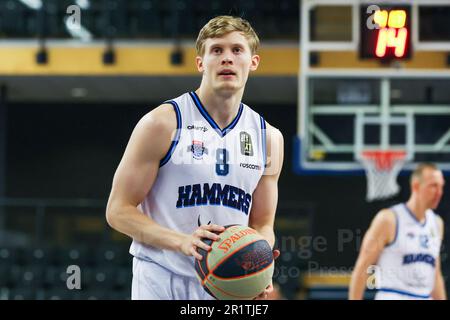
[297,0,450,176]
[294,77,450,175]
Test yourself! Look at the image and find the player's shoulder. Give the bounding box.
[138,103,178,134]
[138,92,189,130]
[435,213,444,225]
[128,103,180,159]
[435,214,444,237]
[265,122,283,139]
[263,121,284,151]
[261,120,284,176]
[373,208,397,227]
[369,208,397,244]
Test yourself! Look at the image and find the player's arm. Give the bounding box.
[248,123,284,249]
[249,123,283,300]
[431,216,447,300]
[348,209,396,300]
[106,104,223,259]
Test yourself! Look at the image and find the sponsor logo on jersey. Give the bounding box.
[187,124,208,132]
[240,163,262,171]
[176,183,252,215]
[197,215,211,227]
[240,131,253,156]
[407,232,415,239]
[188,140,208,160]
[402,253,435,267]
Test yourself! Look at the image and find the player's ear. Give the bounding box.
[411,177,420,192]
[250,54,260,71]
[196,56,204,72]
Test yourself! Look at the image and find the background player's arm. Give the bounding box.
[106,104,222,259]
[431,216,447,300]
[248,124,284,249]
[348,209,396,300]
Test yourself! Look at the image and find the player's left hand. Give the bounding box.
[254,249,280,300]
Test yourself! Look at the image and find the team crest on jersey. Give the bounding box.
[419,235,429,249]
[188,140,208,160]
[240,132,253,156]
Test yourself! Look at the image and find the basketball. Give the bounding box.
[195,225,275,300]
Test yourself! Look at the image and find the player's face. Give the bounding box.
[417,168,445,209]
[196,31,260,94]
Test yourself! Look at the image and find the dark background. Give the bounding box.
[4,97,450,286]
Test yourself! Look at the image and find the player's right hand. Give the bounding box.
[180,224,225,260]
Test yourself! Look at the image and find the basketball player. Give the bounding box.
[349,163,446,300]
[106,16,283,300]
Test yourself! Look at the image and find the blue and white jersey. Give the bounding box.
[375,203,442,300]
[130,91,267,278]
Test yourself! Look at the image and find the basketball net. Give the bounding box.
[360,150,407,202]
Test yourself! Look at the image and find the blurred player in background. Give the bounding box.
[349,163,446,300]
[106,15,283,300]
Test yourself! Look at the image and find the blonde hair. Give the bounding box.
[410,162,439,184]
[195,15,260,57]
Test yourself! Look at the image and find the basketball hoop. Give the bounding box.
[359,150,407,202]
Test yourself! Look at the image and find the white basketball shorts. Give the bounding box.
[131,257,215,300]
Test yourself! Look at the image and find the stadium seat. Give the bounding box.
[81,289,108,300]
[53,246,90,267]
[265,0,298,39]
[128,0,163,38]
[7,265,23,288]
[0,247,17,267]
[43,266,71,289]
[93,246,124,266]
[0,287,9,300]
[114,267,132,290]
[44,0,65,37]
[90,267,117,290]
[107,289,131,300]
[15,265,45,289]
[0,0,28,37]
[0,266,9,287]
[80,266,95,290]
[42,288,81,300]
[8,287,37,300]
[97,244,132,267]
[16,246,56,267]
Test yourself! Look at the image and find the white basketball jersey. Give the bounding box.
[375,203,442,299]
[130,92,266,278]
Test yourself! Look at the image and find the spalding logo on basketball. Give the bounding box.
[195,225,274,300]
